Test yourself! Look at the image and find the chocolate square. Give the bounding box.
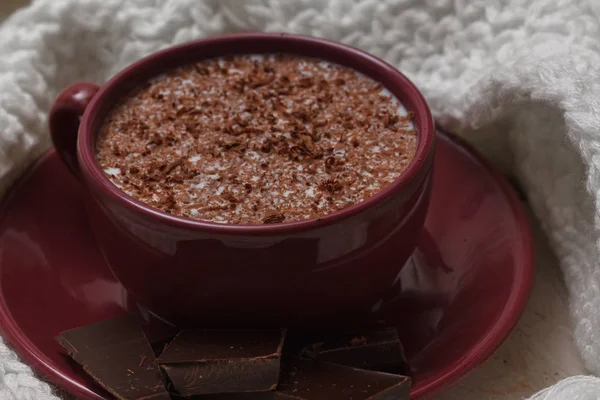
[55,315,170,400]
[289,327,408,374]
[277,357,410,399]
[156,329,286,396]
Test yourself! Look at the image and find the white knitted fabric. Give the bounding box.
[528,376,600,400]
[1,0,600,398]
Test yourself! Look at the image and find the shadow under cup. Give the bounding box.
[51,33,435,328]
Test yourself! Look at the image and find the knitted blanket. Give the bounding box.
[1,0,600,399]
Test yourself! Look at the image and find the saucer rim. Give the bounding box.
[0,130,535,400]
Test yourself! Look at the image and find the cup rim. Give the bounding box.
[78,32,435,234]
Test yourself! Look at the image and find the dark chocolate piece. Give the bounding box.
[277,357,410,399]
[290,327,408,374]
[156,329,286,396]
[55,315,171,400]
[175,393,296,399]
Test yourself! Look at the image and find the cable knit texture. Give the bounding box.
[1,0,600,398]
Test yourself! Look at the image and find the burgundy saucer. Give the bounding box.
[0,130,533,400]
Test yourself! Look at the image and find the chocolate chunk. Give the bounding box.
[292,327,408,374]
[156,329,286,396]
[55,315,170,400]
[176,393,296,400]
[277,357,410,399]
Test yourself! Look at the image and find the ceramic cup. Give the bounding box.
[49,33,435,328]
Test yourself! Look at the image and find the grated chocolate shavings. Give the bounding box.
[318,178,343,193]
[263,212,286,224]
[96,54,417,224]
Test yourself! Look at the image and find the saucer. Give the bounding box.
[0,130,534,399]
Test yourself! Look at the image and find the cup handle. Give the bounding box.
[49,82,100,180]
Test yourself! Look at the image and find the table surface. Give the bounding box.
[0,1,588,399]
[0,0,25,19]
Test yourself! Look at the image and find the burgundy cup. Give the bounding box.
[49,33,435,328]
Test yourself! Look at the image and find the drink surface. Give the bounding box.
[96,54,417,224]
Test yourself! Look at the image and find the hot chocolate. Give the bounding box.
[96,54,417,224]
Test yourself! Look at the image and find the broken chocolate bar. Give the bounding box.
[156,329,286,396]
[175,393,296,399]
[290,327,408,374]
[277,357,410,399]
[55,315,170,400]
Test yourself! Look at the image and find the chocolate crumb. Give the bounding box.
[251,74,275,88]
[194,64,209,75]
[163,159,183,174]
[350,336,368,346]
[319,179,343,193]
[263,212,286,224]
[222,190,239,203]
[385,113,399,128]
[297,77,314,88]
